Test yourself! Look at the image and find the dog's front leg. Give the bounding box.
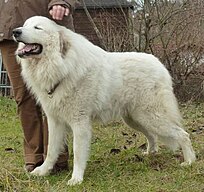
[31,116,66,176]
[68,119,92,186]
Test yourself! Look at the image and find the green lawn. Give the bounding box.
[0,97,204,192]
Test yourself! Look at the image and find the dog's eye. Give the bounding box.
[34,26,43,30]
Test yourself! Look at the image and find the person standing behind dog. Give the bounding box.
[0,0,79,172]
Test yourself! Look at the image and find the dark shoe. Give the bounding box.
[51,162,68,174]
[24,161,68,174]
[24,164,35,172]
[24,161,43,172]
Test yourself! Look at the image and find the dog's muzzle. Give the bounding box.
[13,28,43,58]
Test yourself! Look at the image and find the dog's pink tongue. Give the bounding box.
[24,44,34,52]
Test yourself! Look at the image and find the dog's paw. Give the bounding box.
[181,161,193,166]
[143,150,158,156]
[67,177,83,186]
[143,151,149,155]
[30,165,50,176]
[181,155,196,166]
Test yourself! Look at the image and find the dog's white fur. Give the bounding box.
[15,16,196,185]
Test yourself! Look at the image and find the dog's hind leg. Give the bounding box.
[68,118,92,186]
[158,126,196,166]
[122,115,158,155]
[31,115,67,176]
[128,110,196,165]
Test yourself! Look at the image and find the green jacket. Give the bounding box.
[0,0,79,41]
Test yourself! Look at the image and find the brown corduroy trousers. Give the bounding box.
[0,40,68,166]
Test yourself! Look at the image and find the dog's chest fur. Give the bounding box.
[20,56,124,123]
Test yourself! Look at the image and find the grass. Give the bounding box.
[0,96,204,192]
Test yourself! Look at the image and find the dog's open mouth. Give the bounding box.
[17,43,43,57]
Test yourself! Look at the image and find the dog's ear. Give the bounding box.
[59,30,70,58]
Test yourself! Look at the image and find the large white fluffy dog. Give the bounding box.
[13,16,196,185]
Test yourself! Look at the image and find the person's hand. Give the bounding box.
[49,5,70,20]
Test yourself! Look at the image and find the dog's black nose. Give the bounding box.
[13,29,22,38]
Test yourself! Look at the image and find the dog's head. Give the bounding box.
[13,16,69,59]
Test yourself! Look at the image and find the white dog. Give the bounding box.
[13,16,196,185]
